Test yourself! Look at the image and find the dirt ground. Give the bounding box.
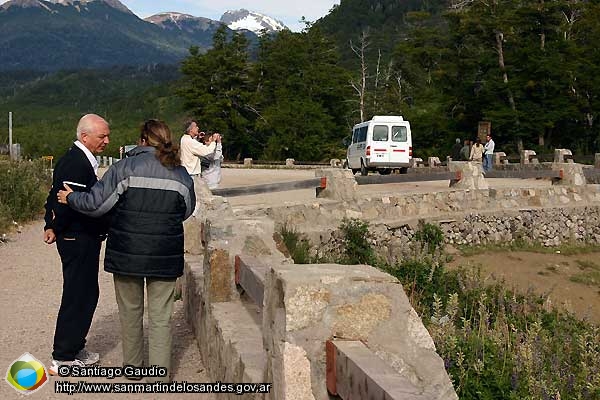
[0,221,216,400]
[449,250,600,324]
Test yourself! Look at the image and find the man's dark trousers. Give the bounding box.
[52,232,102,361]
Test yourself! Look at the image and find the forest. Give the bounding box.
[1,0,599,162]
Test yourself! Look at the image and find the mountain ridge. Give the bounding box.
[0,0,286,71]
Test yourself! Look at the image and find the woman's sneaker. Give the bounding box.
[48,359,85,376]
[75,349,100,365]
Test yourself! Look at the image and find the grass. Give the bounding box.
[458,239,600,257]
[0,159,51,233]
[570,260,600,287]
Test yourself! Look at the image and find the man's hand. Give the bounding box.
[57,183,73,204]
[44,228,56,244]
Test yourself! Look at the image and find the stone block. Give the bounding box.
[427,157,441,167]
[329,158,341,168]
[521,150,538,165]
[244,158,253,167]
[448,161,488,190]
[494,152,508,165]
[204,246,235,303]
[285,158,295,167]
[410,158,424,168]
[314,168,357,201]
[552,163,586,186]
[554,148,574,164]
[183,217,203,255]
[262,263,457,400]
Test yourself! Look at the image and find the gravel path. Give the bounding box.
[0,220,215,400]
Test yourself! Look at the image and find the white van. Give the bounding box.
[346,115,412,175]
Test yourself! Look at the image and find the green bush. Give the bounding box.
[0,159,50,231]
[387,256,600,399]
[278,224,312,264]
[413,221,444,254]
[339,218,375,265]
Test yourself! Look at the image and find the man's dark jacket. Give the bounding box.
[66,146,195,278]
[44,144,109,236]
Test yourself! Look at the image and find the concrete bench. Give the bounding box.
[494,152,508,166]
[410,158,424,168]
[520,150,539,165]
[554,149,574,164]
[428,156,442,167]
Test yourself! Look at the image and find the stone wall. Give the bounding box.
[182,190,459,399]
[244,184,600,236]
[313,206,600,265]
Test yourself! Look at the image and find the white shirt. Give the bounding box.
[180,135,216,176]
[74,140,99,175]
[484,139,495,155]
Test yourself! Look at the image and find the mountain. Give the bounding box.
[0,0,195,71]
[0,0,272,71]
[220,9,287,35]
[144,12,226,49]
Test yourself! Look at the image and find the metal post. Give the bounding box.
[8,112,13,161]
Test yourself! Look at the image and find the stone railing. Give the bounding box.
[181,185,458,399]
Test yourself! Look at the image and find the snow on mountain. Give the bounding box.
[220,9,286,35]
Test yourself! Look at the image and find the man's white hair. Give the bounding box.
[76,114,108,140]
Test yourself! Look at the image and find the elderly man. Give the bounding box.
[43,114,111,375]
[179,119,217,216]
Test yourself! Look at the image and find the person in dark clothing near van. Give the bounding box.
[460,139,471,161]
[57,119,195,382]
[451,138,462,161]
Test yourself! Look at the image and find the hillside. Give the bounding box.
[0,0,195,70]
[0,65,185,158]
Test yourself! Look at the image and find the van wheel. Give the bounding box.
[360,161,368,176]
[400,167,408,174]
[378,169,391,175]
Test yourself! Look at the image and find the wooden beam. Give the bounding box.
[355,172,455,185]
[211,178,325,197]
[484,169,561,179]
[234,255,267,308]
[326,340,431,399]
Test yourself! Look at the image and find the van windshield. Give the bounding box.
[373,125,388,141]
[392,126,408,142]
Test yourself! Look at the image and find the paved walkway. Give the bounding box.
[0,221,215,400]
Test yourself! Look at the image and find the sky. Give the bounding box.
[0,0,341,31]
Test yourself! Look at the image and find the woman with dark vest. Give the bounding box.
[57,119,195,382]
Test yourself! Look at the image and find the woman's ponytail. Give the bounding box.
[140,120,181,168]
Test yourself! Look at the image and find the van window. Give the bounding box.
[373,125,389,141]
[392,126,408,142]
[352,128,359,144]
[358,126,367,142]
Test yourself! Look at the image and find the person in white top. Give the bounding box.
[483,134,495,172]
[179,120,216,216]
[200,133,223,190]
